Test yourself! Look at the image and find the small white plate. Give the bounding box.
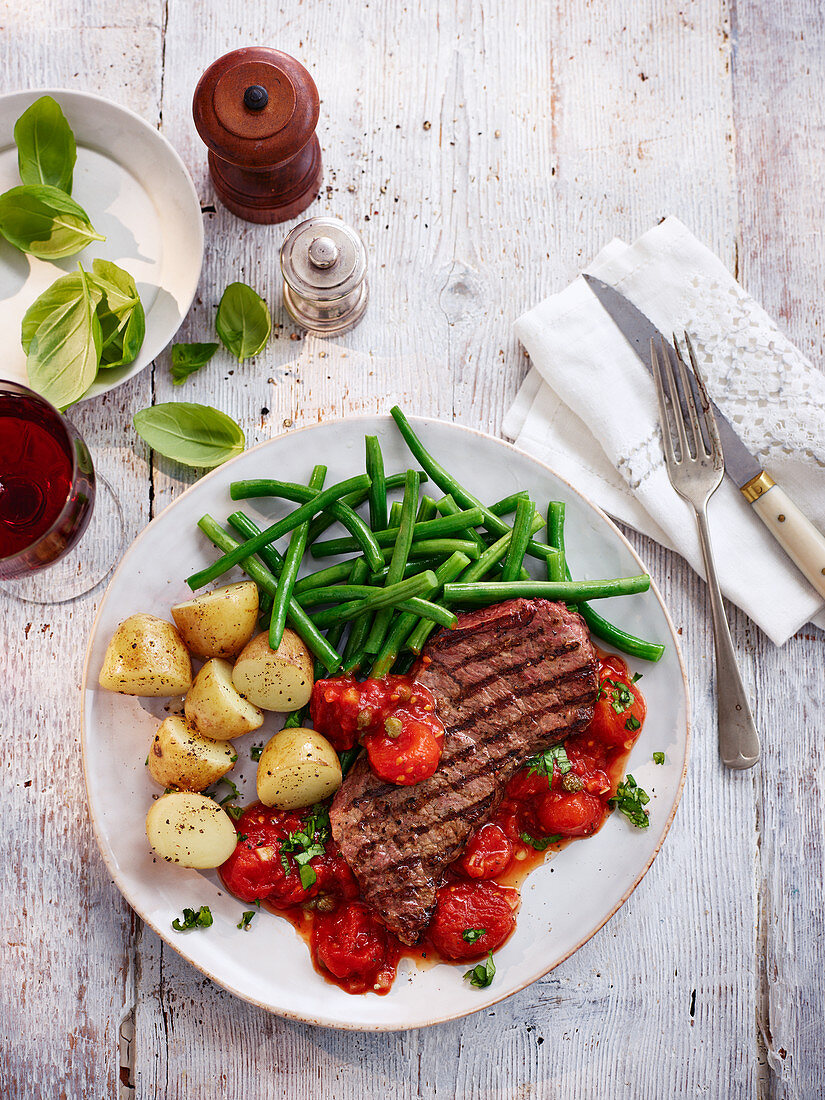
[82,417,689,1030]
[0,88,203,401]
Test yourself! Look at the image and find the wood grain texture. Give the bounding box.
[1,0,822,1096]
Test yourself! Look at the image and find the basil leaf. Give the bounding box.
[464,951,496,989]
[133,402,245,468]
[89,259,145,368]
[26,266,102,410]
[13,96,76,194]
[237,910,256,931]
[21,271,94,352]
[215,281,271,362]
[171,342,219,385]
[462,928,486,944]
[171,905,213,932]
[0,184,104,258]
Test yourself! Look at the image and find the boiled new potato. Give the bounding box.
[185,658,264,740]
[256,727,342,810]
[99,613,192,697]
[146,791,237,868]
[147,714,236,791]
[232,629,313,712]
[171,582,259,659]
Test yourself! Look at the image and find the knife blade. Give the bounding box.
[582,273,825,601]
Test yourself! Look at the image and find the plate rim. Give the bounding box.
[0,85,204,400]
[80,414,690,1030]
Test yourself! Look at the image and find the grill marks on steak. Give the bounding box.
[329,599,599,944]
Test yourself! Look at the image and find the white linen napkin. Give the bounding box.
[503,217,825,645]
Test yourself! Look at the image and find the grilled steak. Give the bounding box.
[330,598,599,944]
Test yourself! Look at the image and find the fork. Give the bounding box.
[650,334,761,770]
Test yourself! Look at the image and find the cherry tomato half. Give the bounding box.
[312,901,397,994]
[457,823,514,880]
[589,657,646,750]
[363,718,443,785]
[427,881,518,961]
[537,790,605,838]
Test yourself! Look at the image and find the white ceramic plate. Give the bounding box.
[82,417,689,1030]
[0,88,203,400]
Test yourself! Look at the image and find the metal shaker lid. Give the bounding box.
[280,216,367,302]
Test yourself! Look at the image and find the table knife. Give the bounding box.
[583,274,825,601]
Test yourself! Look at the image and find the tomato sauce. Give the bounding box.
[218,652,647,995]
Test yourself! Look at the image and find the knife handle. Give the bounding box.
[749,482,825,600]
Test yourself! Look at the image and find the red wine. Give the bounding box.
[0,385,95,579]
[0,409,74,557]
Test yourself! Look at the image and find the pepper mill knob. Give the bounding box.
[192,46,322,224]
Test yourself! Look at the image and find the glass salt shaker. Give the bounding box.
[280,216,368,336]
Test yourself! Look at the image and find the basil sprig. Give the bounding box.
[0,184,104,259]
[133,402,245,469]
[464,951,496,989]
[526,743,572,786]
[26,266,102,410]
[14,96,76,194]
[91,259,146,368]
[22,259,145,409]
[215,281,271,362]
[609,774,651,828]
[280,804,331,891]
[171,342,219,385]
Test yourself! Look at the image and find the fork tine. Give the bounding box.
[683,332,724,471]
[659,336,690,462]
[671,334,704,459]
[650,337,680,466]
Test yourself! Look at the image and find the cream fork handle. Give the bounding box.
[750,483,825,600]
[695,508,761,770]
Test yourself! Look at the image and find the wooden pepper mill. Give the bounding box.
[192,46,322,224]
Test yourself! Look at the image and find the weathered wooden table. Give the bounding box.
[2,2,823,1096]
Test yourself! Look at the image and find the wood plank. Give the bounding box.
[730,2,825,1096]
[133,1,761,1097]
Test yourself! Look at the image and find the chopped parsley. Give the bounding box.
[520,831,561,851]
[462,928,487,944]
[599,678,636,714]
[464,951,496,989]
[527,743,572,785]
[250,743,264,762]
[609,774,651,828]
[171,905,213,932]
[653,751,665,765]
[237,910,256,931]
[280,804,331,890]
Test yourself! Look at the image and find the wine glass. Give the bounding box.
[0,380,124,602]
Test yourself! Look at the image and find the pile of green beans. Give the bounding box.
[188,410,666,732]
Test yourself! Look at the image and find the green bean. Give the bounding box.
[443,575,651,605]
[543,503,665,662]
[293,559,361,594]
[365,435,388,532]
[229,479,383,572]
[368,557,444,584]
[305,471,425,545]
[416,495,438,522]
[393,598,456,628]
[295,583,384,607]
[310,567,436,629]
[338,747,361,776]
[488,490,531,517]
[546,502,566,583]
[501,496,534,582]
[188,474,371,590]
[341,559,373,672]
[389,407,555,564]
[310,508,484,558]
[198,515,340,673]
[388,501,403,528]
[434,494,486,553]
[371,551,471,678]
[365,470,420,653]
[268,466,326,649]
[403,518,542,655]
